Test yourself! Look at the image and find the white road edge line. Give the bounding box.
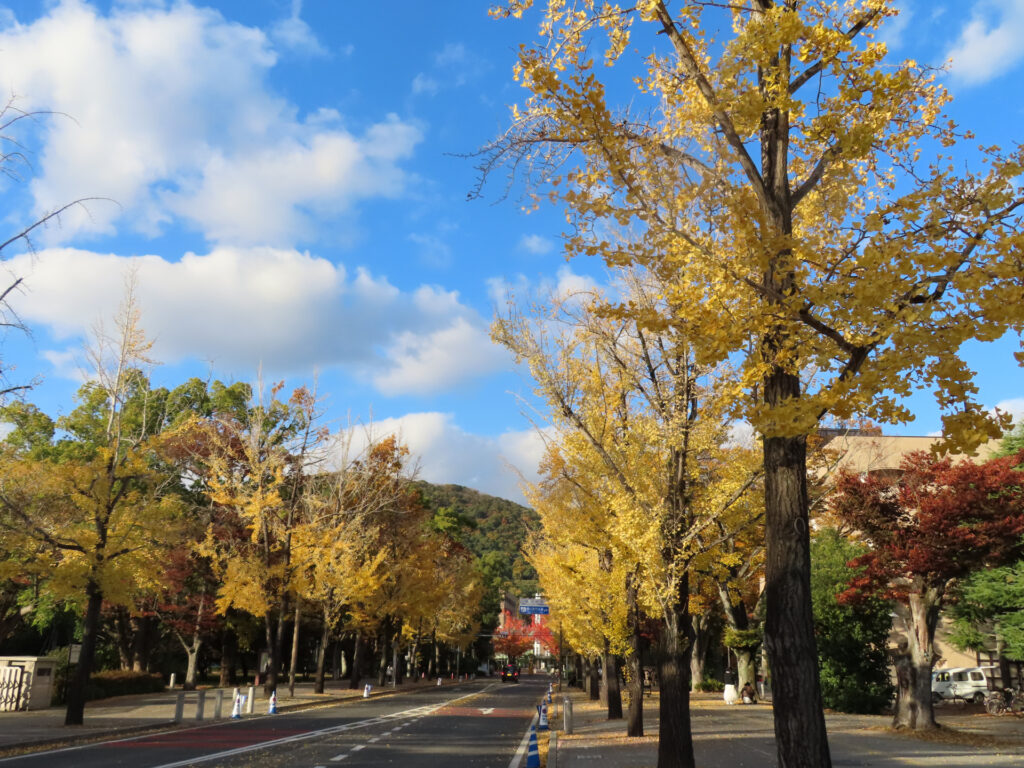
[142,687,489,768]
[507,710,540,768]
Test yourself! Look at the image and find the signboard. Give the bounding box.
[518,597,549,615]
[519,605,549,615]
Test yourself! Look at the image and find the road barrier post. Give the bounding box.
[196,689,206,721]
[214,689,225,719]
[563,697,573,734]
[173,693,185,723]
[246,686,255,714]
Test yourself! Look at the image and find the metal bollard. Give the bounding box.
[169,673,177,690]
[214,689,225,719]
[174,692,185,723]
[563,697,573,734]
[196,689,206,721]
[246,686,255,714]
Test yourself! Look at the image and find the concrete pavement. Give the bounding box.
[551,690,1024,768]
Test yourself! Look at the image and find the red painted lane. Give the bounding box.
[434,706,523,717]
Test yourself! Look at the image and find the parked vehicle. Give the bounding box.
[931,666,995,703]
[501,664,520,683]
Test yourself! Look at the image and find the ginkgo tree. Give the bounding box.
[484,2,1024,765]
[0,290,183,726]
[496,273,762,761]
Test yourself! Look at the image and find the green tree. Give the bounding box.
[948,560,1024,664]
[810,528,893,714]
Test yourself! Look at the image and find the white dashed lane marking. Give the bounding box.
[351,745,365,752]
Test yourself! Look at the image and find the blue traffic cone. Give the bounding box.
[525,725,540,768]
[267,690,278,714]
[537,702,549,731]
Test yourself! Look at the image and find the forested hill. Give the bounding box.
[413,482,540,625]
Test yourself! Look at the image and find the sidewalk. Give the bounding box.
[551,689,1024,768]
[0,675,471,756]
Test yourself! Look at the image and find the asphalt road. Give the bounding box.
[0,677,547,768]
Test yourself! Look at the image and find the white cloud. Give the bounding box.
[946,0,1024,85]
[270,0,327,57]
[993,397,1024,423]
[374,317,508,396]
[0,1,419,245]
[519,234,554,255]
[7,246,507,392]
[408,232,453,268]
[487,266,600,307]
[434,43,468,67]
[342,412,543,503]
[411,73,439,96]
[878,4,912,50]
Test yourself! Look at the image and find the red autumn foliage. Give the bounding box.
[493,609,556,659]
[831,450,1024,604]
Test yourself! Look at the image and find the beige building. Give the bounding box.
[819,430,1002,477]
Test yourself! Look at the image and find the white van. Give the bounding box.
[931,666,995,703]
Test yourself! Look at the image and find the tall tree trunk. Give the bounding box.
[574,655,584,689]
[288,602,301,697]
[589,656,600,700]
[430,629,438,677]
[378,618,392,687]
[315,606,330,694]
[604,646,623,720]
[219,628,233,687]
[690,612,711,690]
[335,640,345,681]
[65,580,103,726]
[184,639,201,690]
[735,649,756,690]
[656,571,695,768]
[264,599,287,695]
[626,571,644,737]
[892,590,941,730]
[112,608,132,671]
[130,614,146,672]
[349,633,364,690]
[763,427,831,768]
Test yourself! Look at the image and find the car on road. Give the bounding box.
[501,664,520,682]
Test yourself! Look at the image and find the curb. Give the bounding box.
[549,731,557,768]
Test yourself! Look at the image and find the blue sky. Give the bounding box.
[0,0,1020,503]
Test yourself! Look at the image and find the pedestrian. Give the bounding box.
[723,668,739,705]
[741,682,757,704]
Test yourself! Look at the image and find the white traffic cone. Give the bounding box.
[267,690,278,714]
[230,693,243,720]
[437,677,442,686]
[363,683,372,698]
[537,702,549,731]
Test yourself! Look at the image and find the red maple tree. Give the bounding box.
[493,609,556,661]
[830,449,1024,729]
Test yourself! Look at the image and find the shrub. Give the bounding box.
[695,678,724,692]
[54,669,165,704]
[811,528,894,714]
